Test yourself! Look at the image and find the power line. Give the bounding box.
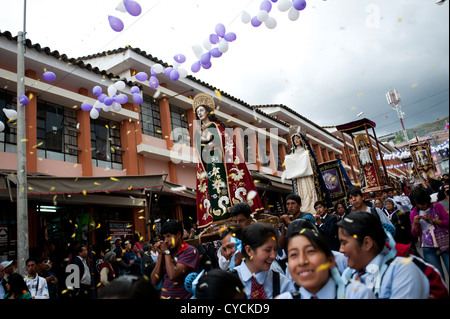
[375,98,449,131]
[370,88,449,120]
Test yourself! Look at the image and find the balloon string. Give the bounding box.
[227,0,257,27]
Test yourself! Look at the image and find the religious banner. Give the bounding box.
[319,159,352,204]
[410,140,436,178]
[354,134,383,190]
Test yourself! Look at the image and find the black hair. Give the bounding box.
[286,194,302,205]
[98,275,159,299]
[195,269,245,299]
[230,202,252,218]
[220,224,243,240]
[286,228,332,258]
[348,187,363,198]
[286,219,318,244]
[408,187,431,207]
[334,201,349,214]
[195,104,227,128]
[25,257,37,265]
[160,219,183,236]
[337,212,386,254]
[5,273,30,298]
[241,222,277,259]
[314,200,327,209]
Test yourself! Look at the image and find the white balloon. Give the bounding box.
[241,10,251,24]
[2,108,17,120]
[94,100,103,110]
[172,61,181,69]
[265,17,277,29]
[152,63,164,74]
[107,85,117,97]
[90,108,99,120]
[202,38,212,51]
[288,7,300,21]
[115,0,127,12]
[278,0,292,12]
[218,38,229,53]
[178,68,188,79]
[112,102,122,112]
[102,103,112,112]
[257,10,269,22]
[114,80,126,91]
[192,44,204,60]
[0,121,5,132]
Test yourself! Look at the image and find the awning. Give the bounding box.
[155,181,197,199]
[336,118,376,134]
[5,174,165,195]
[251,171,292,192]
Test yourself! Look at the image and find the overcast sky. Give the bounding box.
[1,0,448,137]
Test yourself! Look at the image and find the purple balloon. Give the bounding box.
[132,93,143,105]
[191,61,201,73]
[149,76,159,89]
[293,0,307,11]
[19,94,29,106]
[224,32,237,42]
[123,0,142,16]
[98,93,108,103]
[81,102,93,112]
[164,67,173,77]
[215,23,226,37]
[209,34,220,45]
[135,72,148,82]
[93,85,102,96]
[108,15,124,32]
[170,69,180,81]
[173,54,186,64]
[42,71,56,82]
[251,16,263,27]
[115,94,128,104]
[103,97,113,106]
[271,0,278,2]
[201,52,211,65]
[202,62,212,70]
[210,48,223,58]
[260,0,272,12]
[131,86,140,94]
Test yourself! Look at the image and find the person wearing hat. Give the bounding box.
[0,260,14,280]
[192,92,263,229]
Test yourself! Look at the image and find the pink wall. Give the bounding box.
[177,165,196,189]
[37,158,82,177]
[0,152,17,170]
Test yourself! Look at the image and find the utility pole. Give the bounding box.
[386,89,409,143]
[16,0,28,276]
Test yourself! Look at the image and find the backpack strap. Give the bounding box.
[272,271,280,297]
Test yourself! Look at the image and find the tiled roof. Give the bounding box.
[78,45,289,128]
[0,30,118,81]
[253,104,343,142]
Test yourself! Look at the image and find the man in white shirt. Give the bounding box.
[24,257,49,299]
[348,188,393,226]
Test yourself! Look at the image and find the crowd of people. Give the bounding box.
[0,175,448,300]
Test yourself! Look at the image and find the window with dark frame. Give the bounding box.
[140,95,162,139]
[0,89,17,153]
[91,118,123,170]
[169,103,190,146]
[36,100,80,163]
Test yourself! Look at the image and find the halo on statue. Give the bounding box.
[192,92,216,112]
